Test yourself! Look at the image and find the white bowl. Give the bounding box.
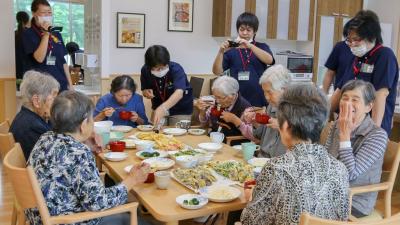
[248,158,270,167]
[135,140,155,151]
[199,185,241,203]
[196,154,214,165]
[142,157,175,171]
[104,152,128,162]
[94,121,113,133]
[176,155,198,168]
[111,125,133,133]
[163,128,187,136]
[176,194,208,210]
[188,128,206,136]
[137,125,154,131]
[232,145,241,151]
[120,139,136,148]
[197,142,223,152]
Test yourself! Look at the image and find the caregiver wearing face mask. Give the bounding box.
[212,12,275,107]
[140,45,193,126]
[22,0,72,91]
[330,10,399,135]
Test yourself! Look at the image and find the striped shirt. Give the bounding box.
[325,115,388,215]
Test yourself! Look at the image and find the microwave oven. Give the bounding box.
[274,51,313,82]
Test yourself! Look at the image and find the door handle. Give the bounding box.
[341,13,350,17]
[332,12,340,16]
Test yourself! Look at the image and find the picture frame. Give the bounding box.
[117,12,145,48]
[168,0,194,32]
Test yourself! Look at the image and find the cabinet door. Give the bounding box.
[212,0,232,37]
[340,0,363,18]
[317,0,340,17]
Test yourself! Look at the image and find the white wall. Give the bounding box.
[0,0,16,77]
[100,0,307,77]
[364,0,400,52]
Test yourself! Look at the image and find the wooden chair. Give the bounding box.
[0,119,10,134]
[319,121,334,145]
[299,212,400,225]
[226,135,248,146]
[4,143,139,225]
[349,140,400,221]
[0,132,15,160]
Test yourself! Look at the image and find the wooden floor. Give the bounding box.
[0,162,399,225]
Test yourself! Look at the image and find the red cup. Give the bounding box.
[145,172,155,183]
[119,111,132,120]
[109,141,126,152]
[210,106,223,117]
[255,113,270,124]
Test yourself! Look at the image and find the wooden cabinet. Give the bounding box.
[212,0,315,41]
[313,0,363,83]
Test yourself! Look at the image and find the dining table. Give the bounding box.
[97,129,248,225]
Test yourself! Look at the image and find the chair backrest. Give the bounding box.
[319,121,333,145]
[0,119,10,134]
[27,166,52,225]
[189,76,204,99]
[0,132,15,160]
[382,140,400,192]
[3,143,37,209]
[299,212,400,225]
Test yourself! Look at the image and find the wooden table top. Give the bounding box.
[98,130,247,224]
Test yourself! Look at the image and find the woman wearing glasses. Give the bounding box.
[330,10,399,135]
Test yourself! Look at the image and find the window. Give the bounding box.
[14,0,85,49]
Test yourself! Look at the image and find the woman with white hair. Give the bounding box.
[10,70,59,159]
[196,75,251,138]
[241,64,291,157]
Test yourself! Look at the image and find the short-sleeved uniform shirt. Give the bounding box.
[22,24,69,91]
[140,61,193,115]
[338,44,399,135]
[223,42,274,107]
[93,93,149,127]
[324,41,354,89]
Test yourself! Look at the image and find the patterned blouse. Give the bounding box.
[26,131,128,225]
[241,143,350,225]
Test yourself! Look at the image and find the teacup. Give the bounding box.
[241,142,260,161]
[176,120,191,130]
[135,140,154,151]
[119,111,132,120]
[154,171,171,189]
[210,132,224,144]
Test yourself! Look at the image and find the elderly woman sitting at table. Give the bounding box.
[94,75,148,127]
[325,79,388,218]
[240,83,349,225]
[241,64,290,158]
[27,91,150,225]
[10,70,59,160]
[196,76,251,139]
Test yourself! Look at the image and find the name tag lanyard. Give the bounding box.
[32,25,55,56]
[352,44,383,78]
[238,47,253,71]
[153,76,169,102]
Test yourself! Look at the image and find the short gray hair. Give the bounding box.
[259,64,291,91]
[212,76,239,96]
[277,83,328,143]
[341,79,376,105]
[51,91,94,134]
[20,70,60,106]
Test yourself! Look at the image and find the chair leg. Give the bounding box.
[384,190,392,218]
[17,211,25,225]
[11,203,17,225]
[130,208,137,225]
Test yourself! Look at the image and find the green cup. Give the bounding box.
[241,142,260,161]
[99,132,110,147]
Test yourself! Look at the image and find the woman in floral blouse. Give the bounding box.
[240,83,350,225]
[27,91,150,225]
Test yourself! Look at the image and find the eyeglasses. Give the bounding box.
[345,37,363,45]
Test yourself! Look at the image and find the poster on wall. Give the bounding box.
[117,12,145,48]
[168,0,193,32]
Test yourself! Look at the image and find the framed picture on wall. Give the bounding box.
[117,12,145,48]
[168,0,193,32]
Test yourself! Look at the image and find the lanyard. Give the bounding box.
[238,47,253,71]
[352,44,383,77]
[32,24,54,52]
[153,76,169,102]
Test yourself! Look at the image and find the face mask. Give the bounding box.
[350,44,368,57]
[38,16,53,25]
[236,36,253,43]
[151,67,169,78]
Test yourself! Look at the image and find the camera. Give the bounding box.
[228,40,240,48]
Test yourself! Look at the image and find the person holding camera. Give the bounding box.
[212,12,274,107]
[22,0,72,91]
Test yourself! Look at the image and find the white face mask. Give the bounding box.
[151,67,169,78]
[38,16,53,25]
[350,44,368,57]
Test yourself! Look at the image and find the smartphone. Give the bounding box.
[228,40,240,48]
